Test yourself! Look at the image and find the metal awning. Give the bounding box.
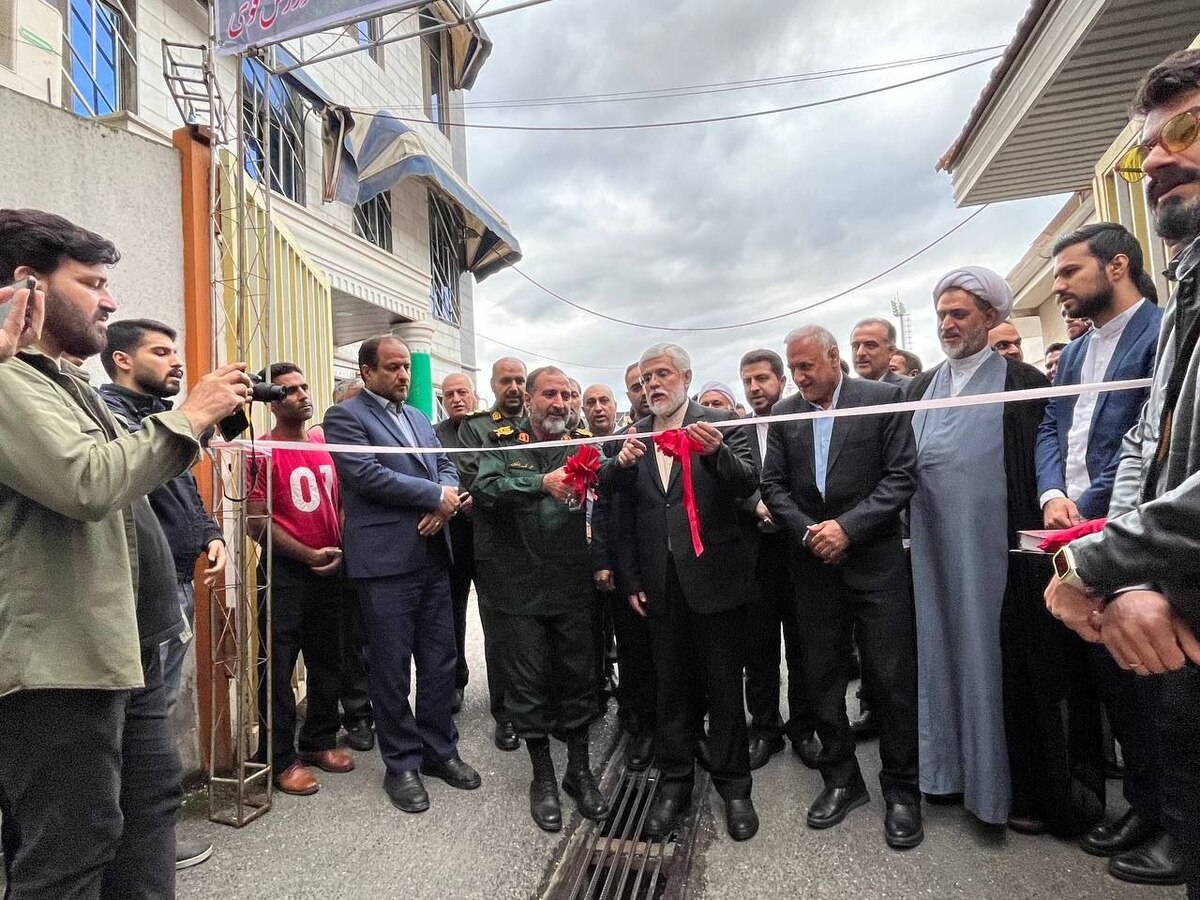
[321,106,522,280]
[938,0,1200,206]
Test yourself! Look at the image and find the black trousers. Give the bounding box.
[1159,663,1200,899]
[793,558,919,804]
[339,576,373,728]
[610,591,656,734]
[474,589,510,723]
[448,557,473,691]
[745,539,812,742]
[649,559,751,801]
[356,554,459,774]
[490,603,597,741]
[0,649,180,900]
[256,557,343,771]
[1091,645,1162,825]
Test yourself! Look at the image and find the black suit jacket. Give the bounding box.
[609,401,758,614]
[759,378,916,591]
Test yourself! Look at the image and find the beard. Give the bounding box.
[648,385,687,418]
[1063,276,1114,321]
[43,288,106,358]
[532,408,568,436]
[1155,195,1200,245]
[940,324,989,360]
[133,367,182,398]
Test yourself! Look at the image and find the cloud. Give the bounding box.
[465,0,1068,405]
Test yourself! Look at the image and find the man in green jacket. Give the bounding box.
[472,366,610,832]
[455,356,527,751]
[0,209,249,899]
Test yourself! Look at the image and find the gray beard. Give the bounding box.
[534,413,568,436]
[648,390,686,419]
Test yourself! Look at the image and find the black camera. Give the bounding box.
[216,374,287,441]
[249,373,288,403]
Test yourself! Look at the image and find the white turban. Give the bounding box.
[932,266,1013,321]
[698,380,737,408]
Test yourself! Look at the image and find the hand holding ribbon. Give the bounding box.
[656,428,706,557]
[1037,518,1107,553]
[563,443,602,501]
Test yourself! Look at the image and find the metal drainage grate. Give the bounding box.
[542,737,710,900]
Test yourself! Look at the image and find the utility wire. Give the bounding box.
[343,53,1002,133]
[381,46,1003,111]
[510,205,991,334]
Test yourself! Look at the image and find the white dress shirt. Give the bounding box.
[1040,299,1145,507]
[946,345,994,397]
[653,402,689,490]
[755,421,769,463]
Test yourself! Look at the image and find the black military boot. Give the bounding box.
[528,739,562,832]
[562,729,611,821]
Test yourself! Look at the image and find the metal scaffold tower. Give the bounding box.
[162,32,277,828]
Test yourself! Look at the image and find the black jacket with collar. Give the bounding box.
[99,383,224,582]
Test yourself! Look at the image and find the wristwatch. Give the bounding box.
[1052,546,1086,590]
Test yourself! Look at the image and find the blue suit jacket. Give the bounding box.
[1035,301,1162,519]
[322,392,459,579]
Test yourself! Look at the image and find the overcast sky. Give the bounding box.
[463,0,1068,408]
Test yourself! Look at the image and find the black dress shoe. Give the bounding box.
[1080,809,1157,857]
[725,798,759,841]
[748,734,785,771]
[494,720,520,752]
[807,783,869,829]
[625,732,654,772]
[885,801,924,849]
[384,770,429,813]
[643,791,690,838]
[849,708,877,740]
[1108,831,1186,886]
[792,734,821,769]
[1006,815,1046,835]
[451,688,464,714]
[420,756,482,790]
[343,721,375,752]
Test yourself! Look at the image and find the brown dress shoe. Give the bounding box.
[298,749,356,773]
[274,761,319,795]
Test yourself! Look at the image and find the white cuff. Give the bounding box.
[1039,489,1068,508]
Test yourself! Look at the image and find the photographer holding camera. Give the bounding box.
[0,209,249,899]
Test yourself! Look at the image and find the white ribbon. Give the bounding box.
[210,378,1153,456]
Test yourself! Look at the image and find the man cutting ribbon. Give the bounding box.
[607,343,761,843]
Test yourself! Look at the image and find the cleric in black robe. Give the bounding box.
[907,267,1104,837]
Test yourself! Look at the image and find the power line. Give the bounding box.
[344,53,1001,133]
[470,328,628,371]
[510,205,991,334]
[383,46,1004,112]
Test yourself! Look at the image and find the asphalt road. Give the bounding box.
[176,597,1185,900]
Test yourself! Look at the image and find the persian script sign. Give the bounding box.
[215,0,404,55]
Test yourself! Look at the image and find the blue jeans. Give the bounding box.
[160,580,194,713]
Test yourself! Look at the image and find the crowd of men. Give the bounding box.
[0,48,1199,900]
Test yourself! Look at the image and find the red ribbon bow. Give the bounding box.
[563,444,602,501]
[1037,517,1107,553]
[656,428,705,557]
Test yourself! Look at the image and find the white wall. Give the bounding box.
[0,86,185,382]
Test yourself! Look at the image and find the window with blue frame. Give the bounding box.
[420,15,449,136]
[241,59,307,205]
[353,18,384,66]
[66,0,128,116]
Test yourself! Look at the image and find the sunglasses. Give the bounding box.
[1116,107,1200,183]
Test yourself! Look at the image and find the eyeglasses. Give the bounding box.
[1116,107,1200,183]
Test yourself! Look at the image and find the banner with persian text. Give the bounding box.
[215,0,411,55]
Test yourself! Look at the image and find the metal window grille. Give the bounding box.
[429,192,463,325]
[354,191,393,253]
[64,0,135,117]
[241,58,306,205]
[420,14,449,135]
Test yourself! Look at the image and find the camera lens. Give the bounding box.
[247,373,288,402]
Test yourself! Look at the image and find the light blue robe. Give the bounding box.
[909,352,1011,824]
